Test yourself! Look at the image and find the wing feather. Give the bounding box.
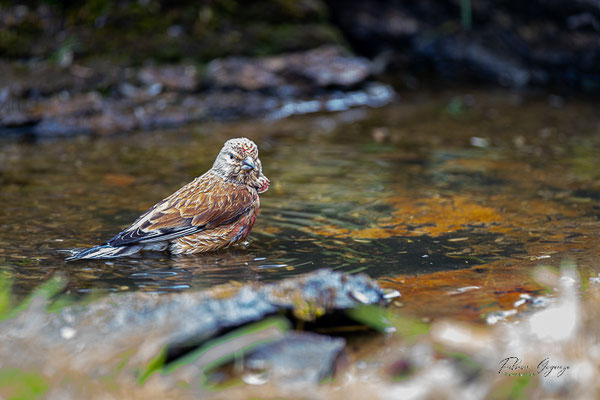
[107,173,255,247]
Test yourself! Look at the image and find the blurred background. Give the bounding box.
[2,0,600,137]
[2,0,600,87]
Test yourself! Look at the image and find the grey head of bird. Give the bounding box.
[211,137,268,190]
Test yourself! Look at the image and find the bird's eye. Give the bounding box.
[229,153,235,160]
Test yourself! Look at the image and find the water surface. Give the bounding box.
[2,89,599,320]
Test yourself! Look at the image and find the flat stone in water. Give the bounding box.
[245,331,346,385]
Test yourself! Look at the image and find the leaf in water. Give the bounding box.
[138,347,168,384]
[346,305,429,338]
[101,349,136,387]
[45,294,78,314]
[446,255,487,264]
[346,266,369,274]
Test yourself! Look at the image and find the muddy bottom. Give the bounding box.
[1,88,599,322]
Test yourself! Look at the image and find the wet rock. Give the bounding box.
[0,87,38,128]
[0,270,386,398]
[199,90,276,119]
[207,45,374,94]
[415,37,531,87]
[33,92,104,119]
[266,82,395,120]
[0,270,385,378]
[244,331,345,385]
[29,93,208,136]
[265,268,384,314]
[0,46,393,137]
[326,0,600,90]
[207,57,286,92]
[138,65,199,92]
[34,116,94,136]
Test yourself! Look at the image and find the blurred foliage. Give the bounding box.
[0,0,344,64]
[347,304,430,338]
[0,274,71,399]
[162,316,289,389]
[493,375,532,400]
[0,263,598,397]
[0,368,49,400]
[0,273,70,321]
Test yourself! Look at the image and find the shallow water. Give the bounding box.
[1,89,600,320]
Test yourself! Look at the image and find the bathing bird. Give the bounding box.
[66,137,269,260]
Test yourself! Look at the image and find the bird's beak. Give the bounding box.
[241,156,255,171]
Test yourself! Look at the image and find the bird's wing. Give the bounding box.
[107,173,255,247]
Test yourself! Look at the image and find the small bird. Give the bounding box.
[66,138,269,260]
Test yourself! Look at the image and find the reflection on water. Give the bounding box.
[1,89,600,320]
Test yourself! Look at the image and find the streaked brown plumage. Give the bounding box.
[66,137,269,260]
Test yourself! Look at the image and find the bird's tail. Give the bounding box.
[64,244,143,261]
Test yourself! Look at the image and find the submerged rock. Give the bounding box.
[0,269,386,392]
[67,268,384,348]
[244,331,346,386]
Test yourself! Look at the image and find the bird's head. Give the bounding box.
[211,137,269,192]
